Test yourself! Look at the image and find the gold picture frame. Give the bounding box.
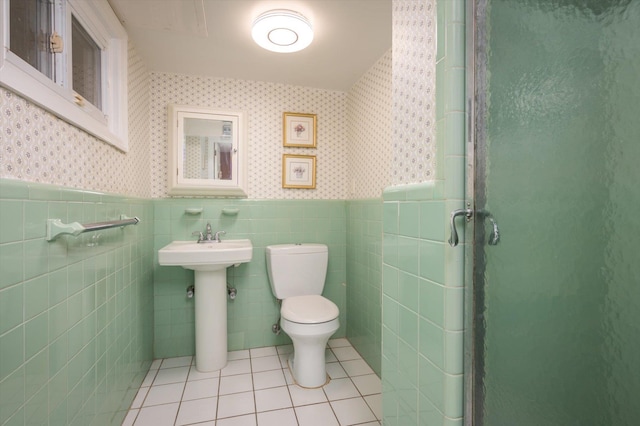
[283,112,317,148]
[282,154,316,189]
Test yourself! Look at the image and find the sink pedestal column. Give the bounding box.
[193,270,227,371]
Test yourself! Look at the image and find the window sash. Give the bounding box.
[71,15,102,110]
[0,0,129,151]
[9,0,54,79]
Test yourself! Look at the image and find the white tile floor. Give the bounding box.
[122,338,382,426]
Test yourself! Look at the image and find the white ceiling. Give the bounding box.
[108,0,392,92]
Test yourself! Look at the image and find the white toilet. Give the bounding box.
[266,244,339,388]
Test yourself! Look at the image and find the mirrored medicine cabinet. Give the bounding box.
[167,105,248,197]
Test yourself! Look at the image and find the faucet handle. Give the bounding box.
[192,231,204,242]
[213,230,226,242]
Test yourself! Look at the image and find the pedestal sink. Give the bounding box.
[158,239,253,371]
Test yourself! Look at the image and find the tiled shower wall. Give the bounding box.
[152,198,347,358]
[0,178,154,426]
[346,199,383,377]
[382,0,466,425]
[343,48,393,377]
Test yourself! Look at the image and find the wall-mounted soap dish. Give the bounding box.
[221,208,239,216]
[184,208,203,215]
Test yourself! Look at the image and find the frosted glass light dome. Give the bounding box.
[252,9,314,53]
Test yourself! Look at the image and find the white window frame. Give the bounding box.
[0,0,129,151]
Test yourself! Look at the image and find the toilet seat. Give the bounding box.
[281,295,339,324]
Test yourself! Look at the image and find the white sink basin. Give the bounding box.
[158,239,253,271]
[157,238,253,372]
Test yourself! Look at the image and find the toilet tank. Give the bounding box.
[266,244,328,299]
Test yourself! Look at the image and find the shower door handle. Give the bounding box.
[448,208,473,247]
[448,208,501,247]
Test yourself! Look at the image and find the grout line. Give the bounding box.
[127,340,380,425]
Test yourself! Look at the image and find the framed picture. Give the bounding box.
[283,112,317,148]
[282,154,316,189]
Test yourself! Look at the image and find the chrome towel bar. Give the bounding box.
[46,215,140,241]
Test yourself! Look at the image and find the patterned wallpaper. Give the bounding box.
[391,0,437,184]
[0,42,151,197]
[347,49,393,199]
[149,73,348,199]
[1,4,434,198]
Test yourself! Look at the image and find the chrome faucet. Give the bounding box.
[192,223,225,243]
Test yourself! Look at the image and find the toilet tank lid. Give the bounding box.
[266,244,327,255]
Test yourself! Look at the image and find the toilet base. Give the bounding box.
[281,317,339,388]
[287,357,330,388]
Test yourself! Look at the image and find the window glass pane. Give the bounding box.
[9,0,54,79]
[72,16,101,109]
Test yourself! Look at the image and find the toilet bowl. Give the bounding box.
[281,295,339,387]
[265,244,340,388]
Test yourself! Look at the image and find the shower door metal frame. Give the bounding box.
[464,0,490,425]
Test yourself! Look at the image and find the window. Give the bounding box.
[71,16,101,110]
[0,0,129,151]
[9,0,53,80]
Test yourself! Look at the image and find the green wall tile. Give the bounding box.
[0,179,29,199]
[398,271,420,313]
[1,325,24,378]
[0,180,154,425]
[443,372,463,418]
[0,367,25,425]
[419,392,442,426]
[28,184,60,201]
[419,240,445,284]
[444,330,463,375]
[383,296,399,334]
[397,236,419,275]
[419,318,444,369]
[0,200,23,243]
[399,202,420,237]
[0,285,23,334]
[446,23,466,69]
[48,268,68,307]
[23,239,48,281]
[420,201,445,241]
[405,182,436,201]
[419,355,444,412]
[25,313,49,359]
[444,286,464,331]
[446,0,465,23]
[420,279,444,327]
[383,265,399,299]
[49,334,68,374]
[0,242,24,289]
[399,306,419,350]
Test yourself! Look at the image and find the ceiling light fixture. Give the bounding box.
[252,9,313,53]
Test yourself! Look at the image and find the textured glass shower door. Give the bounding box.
[472,1,640,425]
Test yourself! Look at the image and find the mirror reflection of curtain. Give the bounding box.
[218,144,232,180]
[219,148,231,180]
